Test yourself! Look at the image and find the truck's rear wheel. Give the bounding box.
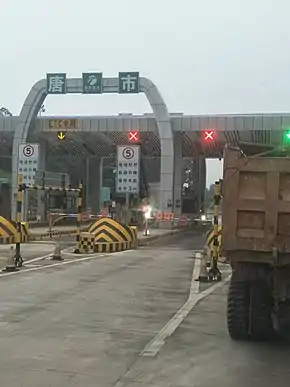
[249,282,273,341]
[227,278,249,340]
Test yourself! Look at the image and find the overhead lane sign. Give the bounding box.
[48,119,78,131]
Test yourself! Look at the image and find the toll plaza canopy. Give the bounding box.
[0,112,289,158]
[1,112,289,219]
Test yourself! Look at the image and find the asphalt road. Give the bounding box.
[1,230,287,386]
[0,237,77,270]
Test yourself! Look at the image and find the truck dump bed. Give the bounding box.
[222,146,290,261]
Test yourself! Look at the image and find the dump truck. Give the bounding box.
[222,145,290,341]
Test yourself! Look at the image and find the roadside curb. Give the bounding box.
[138,228,186,246]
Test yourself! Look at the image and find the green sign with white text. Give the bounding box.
[82,73,103,94]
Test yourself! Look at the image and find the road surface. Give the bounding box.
[0,228,185,270]
[0,231,287,386]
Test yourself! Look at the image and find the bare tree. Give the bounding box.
[0,107,12,116]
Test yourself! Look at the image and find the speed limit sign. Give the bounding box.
[117,145,140,194]
[122,147,134,159]
[23,145,34,157]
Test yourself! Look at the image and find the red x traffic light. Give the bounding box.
[203,130,215,142]
[128,130,139,143]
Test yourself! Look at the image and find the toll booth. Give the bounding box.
[0,178,11,219]
[24,171,78,221]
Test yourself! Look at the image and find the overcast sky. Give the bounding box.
[1,0,290,185]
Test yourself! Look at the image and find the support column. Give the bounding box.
[198,156,206,211]
[38,139,47,171]
[99,157,103,211]
[173,137,183,217]
[159,137,174,212]
[36,140,47,222]
[87,157,102,214]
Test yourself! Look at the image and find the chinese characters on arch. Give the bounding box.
[46,72,140,95]
[46,73,67,94]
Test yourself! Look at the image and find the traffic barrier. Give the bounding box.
[94,241,133,253]
[89,217,136,243]
[130,226,138,247]
[155,211,174,221]
[0,216,29,244]
[75,218,138,254]
[77,232,134,253]
[77,232,95,253]
[206,227,228,263]
[0,236,15,245]
[0,216,18,238]
[207,179,223,281]
[26,185,80,192]
[29,228,82,241]
[206,225,222,254]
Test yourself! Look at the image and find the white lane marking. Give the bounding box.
[0,254,104,278]
[190,255,201,295]
[23,246,73,264]
[0,248,134,279]
[140,266,231,357]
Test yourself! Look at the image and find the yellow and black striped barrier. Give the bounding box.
[29,228,83,241]
[207,179,222,281]
[0,216,29,244]
[89,217,135,243]
[78,231,134,253]
[206,225,222,256]
[75,218,138,254]
[26,185,80,192]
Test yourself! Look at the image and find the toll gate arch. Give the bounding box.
[11,77,174,218]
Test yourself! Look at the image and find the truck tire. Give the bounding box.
[249,282,273,341]
[227,278,249,340]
